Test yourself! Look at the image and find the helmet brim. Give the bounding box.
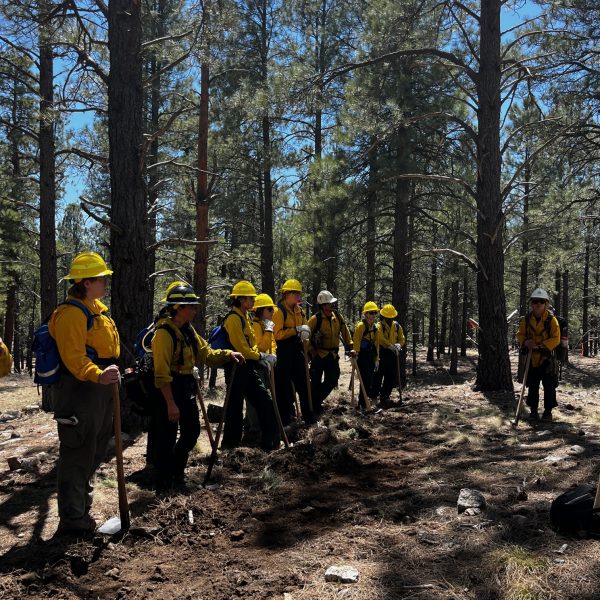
[63,268,113,282]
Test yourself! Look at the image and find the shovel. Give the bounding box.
[267,366,290,449]
[395,348,403,402]
[203,362,237,485]
[99,381,130,534]
[302,339,314,412]
[512,348,532,428]
[192,366,216,451]
[350,356,372,411]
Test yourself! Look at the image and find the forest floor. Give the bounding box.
[1,349,600,600]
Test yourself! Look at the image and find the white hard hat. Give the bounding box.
[529,287,549,302]
[317,290,337,304]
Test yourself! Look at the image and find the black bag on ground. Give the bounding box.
[550,484,600,536]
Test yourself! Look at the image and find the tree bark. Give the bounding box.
[474,0,512,391]
[392,128,411,331]
[365,144,377,300]
[583,238,590,356]
[427,258,437,361]
[108,0,150,354]
[193,56,210,336]
[38,0,57,318]
[450,279,459,376]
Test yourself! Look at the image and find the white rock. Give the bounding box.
[567,445,585,456]
[457,488,486,513]
[325,565,360,584]
[536,430,552,438]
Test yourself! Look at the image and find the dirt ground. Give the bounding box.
[2,350,600,599]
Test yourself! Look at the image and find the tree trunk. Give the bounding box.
[461,275,468,356]
[392,128,411,330]
[108,0,150,355]
[365,144,377,300]
[145,0,165,313]
[439,284,449,356]
[427,258,437,361]
[563,270,569,364]
[38,0,57,318]
[450,280,459,376]
[583,238,590,356]
[261,114,275,297]
[474,0,512,391]
[554,269,561,314]
[193,58,210,336]
[3,285,16,352]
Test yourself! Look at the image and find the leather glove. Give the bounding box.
[262,319,275,333]
[296,324,311,342]
[394,343,403,354]
[259,352,277,371]
[345,349,357,358]
[374,360,380,372]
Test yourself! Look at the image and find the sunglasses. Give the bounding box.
[367,311,378,315]
[530,299,545,305]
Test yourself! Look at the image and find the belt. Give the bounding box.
[95,357,118,367]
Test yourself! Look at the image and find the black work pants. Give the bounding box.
[275,338,314,425]
[310,353,340,414]
[222,362,279,450]
[373,347,398,401]
[526,362,558,414]
[154,375,200,488]
[356,347,376,409]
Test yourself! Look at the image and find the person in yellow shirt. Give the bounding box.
[48,251,121,535]
[353,301,380,410]
[252,293,277,354]
[373,304,406,405]
[220,281,279,451]
[516,288,560,422]
[152,283,243,492]
[0,337,12,377]
[307,290,353,415]
[273,279,315,425]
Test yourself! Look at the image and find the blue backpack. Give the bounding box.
[207,311,245,352]
[32,300,98,385]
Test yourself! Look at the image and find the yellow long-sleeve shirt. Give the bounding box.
[273,301,307,342]
[353,320,379,360]
[378,319,406,349]
[224,307,260,361]
[48,297,120,383]
[252,318,276,354]
[516,310,560,368]
[307,310,352,358]
[152,318,231,388]
[0,340,12,377]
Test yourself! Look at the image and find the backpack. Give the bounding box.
[550,483,600,537]
[207,311,246,351]
[552,313,568,364]
[359,319,378,352]
[123,322,181,415]
[277,302,305,329]
[32,300,98,385]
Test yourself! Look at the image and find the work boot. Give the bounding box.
[528,410,539,422]
[56,514,97,535]
[542,410,553,422]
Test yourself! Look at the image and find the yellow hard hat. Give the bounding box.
[230,280,257,297]
[380,304,398,319]
[64,252,113,282]
[253,293,275,309]
[363,301,379,314]
[278,278,302,293]
[160,280,189,302]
